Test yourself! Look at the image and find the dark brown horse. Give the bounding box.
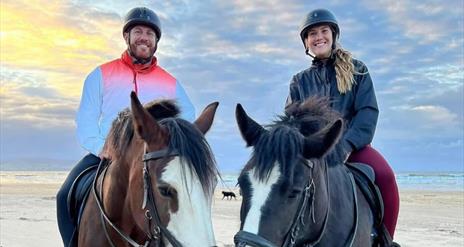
[233,97,379,247]
[78,92,219,247]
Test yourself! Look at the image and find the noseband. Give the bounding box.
[234,161,330,247]
[92,147,183,247]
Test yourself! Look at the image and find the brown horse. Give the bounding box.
[78,92,219,247]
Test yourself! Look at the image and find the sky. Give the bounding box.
[0,0,463,173]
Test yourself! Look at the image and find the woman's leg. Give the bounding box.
[348,146,400,238]
[56,153,101,246]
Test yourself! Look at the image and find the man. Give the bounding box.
[56,7,195,246]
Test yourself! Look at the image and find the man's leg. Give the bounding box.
[348,146,400,238]
[56,153,101,246]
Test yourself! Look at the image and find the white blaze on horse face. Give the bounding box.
[162,157,216,247]
[242,163,281,234]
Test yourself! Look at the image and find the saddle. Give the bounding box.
[66,163,99,247]
[346,162,394,247]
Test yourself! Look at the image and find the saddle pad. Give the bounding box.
[67,164,98,226]
[347,162,396,247]
[346,162,384,227]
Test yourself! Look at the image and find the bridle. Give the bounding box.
[234,159,345,247]
[92,147,183,247]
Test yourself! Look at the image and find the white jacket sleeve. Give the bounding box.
[75,67,104,155]
[175,80,196,122]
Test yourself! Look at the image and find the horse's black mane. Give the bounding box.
[248,97,344,185]
[107,99,218,196]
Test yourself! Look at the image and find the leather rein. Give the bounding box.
[92,147,183,247]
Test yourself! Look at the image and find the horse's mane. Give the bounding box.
[106,99,218,196]
[247,97,344,186]
[108,100,180,154]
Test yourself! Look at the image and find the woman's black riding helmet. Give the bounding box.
[299,9,339,53]
[123,7,162,40]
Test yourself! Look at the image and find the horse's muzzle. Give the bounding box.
[234,231,277,247]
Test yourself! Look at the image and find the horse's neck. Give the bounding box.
[327,164,352,192]
[313,164,359,245]
[102,160,133,216]
[313,160,330,218]
[300,160,330,242]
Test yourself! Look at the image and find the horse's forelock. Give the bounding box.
[249,96,343,186]
[159,118,218,197]
[283,97,344,165]
[250,124,303,189]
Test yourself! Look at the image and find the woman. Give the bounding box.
[285,8,400,244]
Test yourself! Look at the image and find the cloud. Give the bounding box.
[376,64,464,122]
[363,0,463,43]
[412,65,463,88]
[1,89,77,129]
[0,0,124,89]
[408,105,459,126]
[0,117,83,163]
[1,0,463,172]
[0,69,78,134]
[377,104,462,141]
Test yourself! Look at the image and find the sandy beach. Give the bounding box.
[0,181,463,247]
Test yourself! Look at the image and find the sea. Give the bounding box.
[0,171,463,191]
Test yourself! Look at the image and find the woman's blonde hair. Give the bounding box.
[332,43,359,94]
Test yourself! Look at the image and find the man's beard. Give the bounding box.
[128,42,157,64]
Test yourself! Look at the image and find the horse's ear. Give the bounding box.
[130,91,165,142]
[303,119,343,159]
[194,102,219,134]
[235,104,266,147]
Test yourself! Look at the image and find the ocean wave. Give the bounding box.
[0,171,68,184]
[1,171,462,191]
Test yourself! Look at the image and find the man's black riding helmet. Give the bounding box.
[123,7,162,40]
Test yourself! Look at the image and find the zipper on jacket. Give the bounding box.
[132,71,138,94]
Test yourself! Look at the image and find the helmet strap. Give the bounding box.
[304,38,316,58]
[305,43,335,59]
[305,48,315,58]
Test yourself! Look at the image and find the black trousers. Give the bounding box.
[56,153,101,246]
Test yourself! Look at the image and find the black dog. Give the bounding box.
[221,191,237,200]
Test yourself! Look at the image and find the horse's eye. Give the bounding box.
[158,185,176,198]
[288,188,302,199]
